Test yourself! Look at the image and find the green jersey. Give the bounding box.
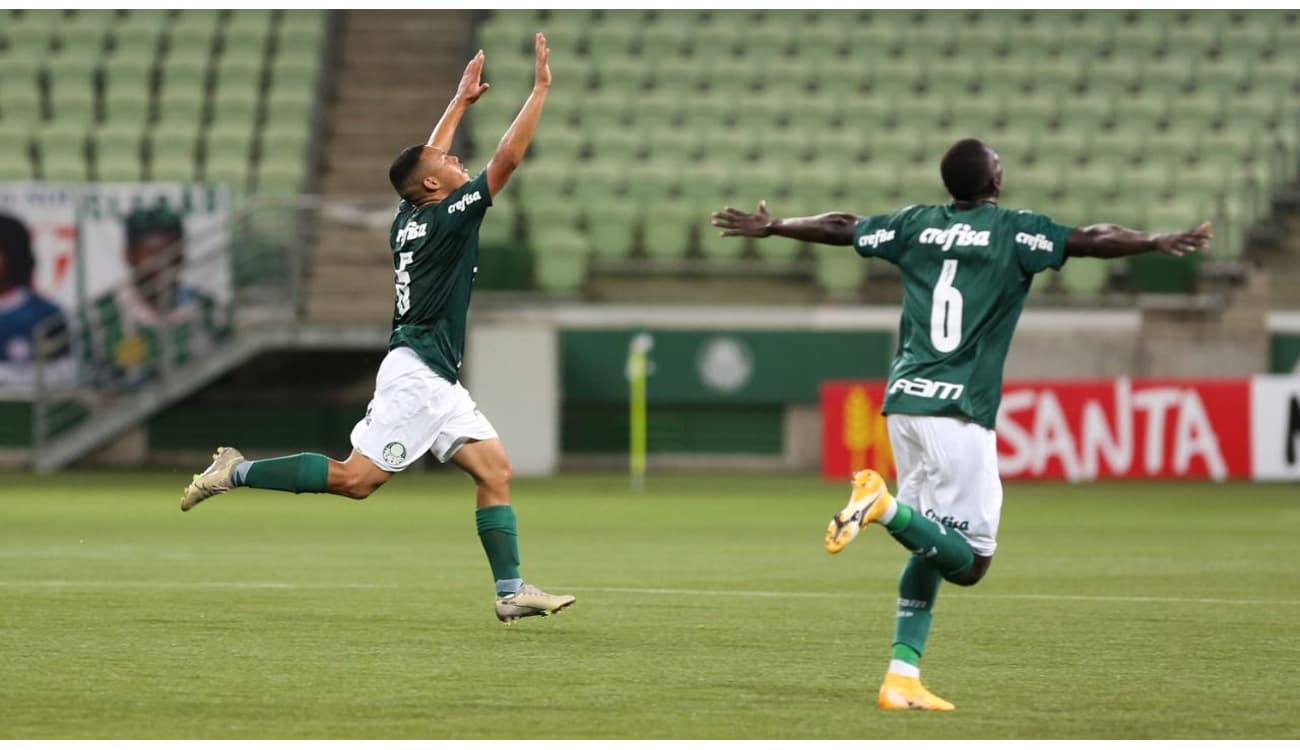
[853,203,1073,429]
[387,170,492,383]
[80,284,230,386]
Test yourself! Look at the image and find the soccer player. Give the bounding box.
[0,213,69,373]
[81,205,229,386]
[182,34,576,624]
[711,138,1211,710]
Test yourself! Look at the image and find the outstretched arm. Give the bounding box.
[485,32,550,197]
[426,50,490,152]
[1066,221,1212,259]
[711,200,859,246]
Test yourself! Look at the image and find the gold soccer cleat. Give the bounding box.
[877,672,956,711]
[495,584,576,624]
[824,469,894,554]
[180,446,245,512]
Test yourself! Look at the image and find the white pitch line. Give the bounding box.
[0,580,395,590]
[3,581,1295,607]
[560,586,1300,607]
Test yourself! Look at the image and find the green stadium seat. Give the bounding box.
[1087,130,1144,166]
[584,199,638,259]
[640,24,692,59]
[1246,56,1298,98]
[1084,57,1140,97]
[263,89,313,127]
[268,55,319,91]
[157,55,210,93]
[1029,57,1085,94]
[226,10,275,37]
[205,127,255,166]
[587,129,643,163]
[252,159,304,194]
[1060,257,1109,295]
[117,9,170,33]
[1195,58,1250,94]
[1056,95,1117,131]
[102,90,152,130]
[167,24,220,59]
[533,242,588,295]
[923,60,982,97]
[640,201,693,259]
[1112,96,1168,133]
[864,58,925,97]
[1141,56,1196,94]
[154,86,207,129]
[950,99,1004,135]
[258,123,306,158]
[148,127,199,166]
[815,252,866,297]
[93,126,143,162]
[977,62,1034,98]
[149,156,196,182]
[1166,95,1225,131]
[95,149,144,181]
[203,158,250,192]
[213,55,264,93]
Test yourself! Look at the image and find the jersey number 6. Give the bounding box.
[930,259,963,353]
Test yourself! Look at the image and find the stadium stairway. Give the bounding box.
[29,197,393,473]
[306,10,474,324]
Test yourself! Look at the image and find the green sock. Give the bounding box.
[476,505,521,590]
[892,555,942,664]
[884,503,975,580]
[237,453,329,493]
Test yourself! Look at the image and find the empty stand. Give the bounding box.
[472,9,1299,295]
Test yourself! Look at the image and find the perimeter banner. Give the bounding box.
[821,377,1296,481]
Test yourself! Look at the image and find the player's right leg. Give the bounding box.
[448,437,576,623]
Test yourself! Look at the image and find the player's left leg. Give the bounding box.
[876,415,1002,711]
[438,392,575,623]
[180,446,397,511]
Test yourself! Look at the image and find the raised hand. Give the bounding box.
[1155,221,1212,257]
[534,32,551,89]
[457,49,490,104]
[711,200,775,238]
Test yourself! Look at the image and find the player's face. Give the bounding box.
[127,231,184,300]
[424,148,470,195]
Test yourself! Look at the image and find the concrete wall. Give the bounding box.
[463,318,559,476]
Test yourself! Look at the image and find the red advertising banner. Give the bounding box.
[822,377,1253,481]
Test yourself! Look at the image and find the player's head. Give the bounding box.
[124,206,185,301]
[0,213,36,293]
[388,145,471,204]
[940,138,1002,203]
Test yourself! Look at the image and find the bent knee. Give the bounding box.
[474,461,513,491]
[947,555,993,587]
[339,473,385,500]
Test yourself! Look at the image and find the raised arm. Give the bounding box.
[1065,221,1212,259]
[426,50,490,152]
[485,32,550,197]
[711,200,859,246]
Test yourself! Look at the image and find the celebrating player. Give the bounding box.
[711,138,1211,710]
[181,34,576,624]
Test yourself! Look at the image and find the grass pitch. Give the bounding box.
[1,470,1298,739]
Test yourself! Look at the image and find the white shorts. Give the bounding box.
[350,347,498,471]
[887,413,1003,556]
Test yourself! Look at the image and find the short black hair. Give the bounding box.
[389,144,427,200]
[940,138,998,202]
[0,213,35,287]
[125,205,184,246]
